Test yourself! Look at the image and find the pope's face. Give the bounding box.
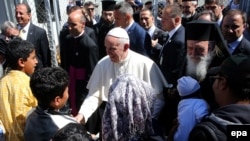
[105,36,127,63]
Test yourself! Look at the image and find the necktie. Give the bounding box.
[158,35,170,65]
[19,29,25,40]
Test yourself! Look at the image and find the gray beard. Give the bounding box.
[186,53,213,82]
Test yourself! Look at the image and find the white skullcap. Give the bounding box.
[106,27,129,39]
[177,76,200,97]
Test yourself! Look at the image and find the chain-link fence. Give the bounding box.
[198,0,231,7]
[26,0,60,67]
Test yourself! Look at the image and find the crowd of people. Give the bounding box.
[1,0,250,141]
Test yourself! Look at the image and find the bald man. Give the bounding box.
[60,10,99,116]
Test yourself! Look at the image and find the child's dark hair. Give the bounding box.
[30,67,69,108]
[6,38,35,69]
[52,123,93,141]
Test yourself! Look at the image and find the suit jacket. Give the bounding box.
[232,37,250,55]
[85,26,97,43]
[150,27,169,62]
[127,22,151,56]
[156,26,185,135]
[26,23,51,68]
[152,27,168,49]
[158,25,186,86]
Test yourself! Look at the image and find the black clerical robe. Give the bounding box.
[60,32,99,115]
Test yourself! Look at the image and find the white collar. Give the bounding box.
[73,30,85,38]
[18,21,30,32]
[147,25,156,37]
[217,15,223,26]
[168,24,181,39]
[125,21,134,31]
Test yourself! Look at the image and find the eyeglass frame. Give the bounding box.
[87,8,95,11]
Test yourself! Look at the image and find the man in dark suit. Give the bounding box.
[139,8,168,62]
[159,4,186,87]
[114,1,151,56]
[221,9,250,55]
[15,3,51,68]
[157,4,186,136]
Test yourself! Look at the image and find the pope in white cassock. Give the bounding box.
[75,27,171,124]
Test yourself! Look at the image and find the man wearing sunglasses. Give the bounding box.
[84,1,99,25]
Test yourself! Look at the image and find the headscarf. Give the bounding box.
[102,74,155,141]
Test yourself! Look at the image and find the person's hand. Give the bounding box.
[151,39,158,48]
[74,113,85,124]
[167,118,179,141]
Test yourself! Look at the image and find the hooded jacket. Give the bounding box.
[189,104,250,141]
[24,106,77,141]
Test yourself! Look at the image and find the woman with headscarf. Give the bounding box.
[102,74,156,141]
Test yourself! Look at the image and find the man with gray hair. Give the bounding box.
[113,1,151,56]
[181,0,198,26]
[0,21,20,77]
[0,21,19,42]
[75,27,170,139]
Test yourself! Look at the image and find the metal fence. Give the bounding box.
[26,0,62,67]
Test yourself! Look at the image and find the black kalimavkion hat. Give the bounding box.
[102,0,116,11]
[185,20,230,58]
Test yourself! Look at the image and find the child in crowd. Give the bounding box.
[24,67,77,141]
[173,76,209,141]
[0,38,38,141]
[52,123,93,141]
